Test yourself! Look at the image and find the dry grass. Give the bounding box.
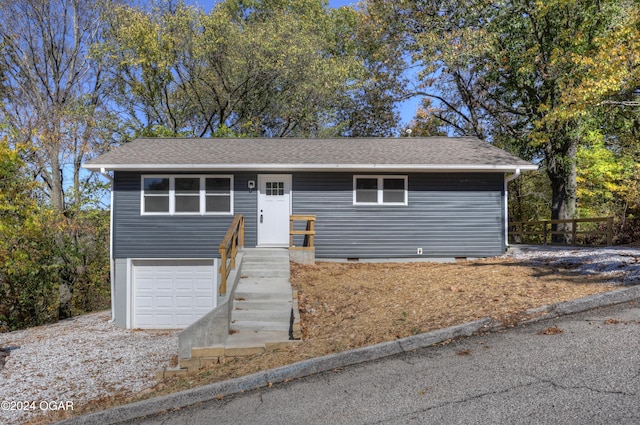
[30,257,617,424]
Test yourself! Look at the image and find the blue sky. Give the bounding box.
[186,0,420,127]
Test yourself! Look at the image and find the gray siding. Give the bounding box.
[113,171,257,259]
[292,172,505,258]
[113,171,505,260]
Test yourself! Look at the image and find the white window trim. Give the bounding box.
[353,175,408,206]
[141,175,234,215]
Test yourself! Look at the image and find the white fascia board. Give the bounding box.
[84,163,539,173]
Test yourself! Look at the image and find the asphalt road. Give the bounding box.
[124,300,640,425]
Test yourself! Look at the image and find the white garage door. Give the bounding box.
[132,259,217,329]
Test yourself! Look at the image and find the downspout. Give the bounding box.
[101,168,115,323]
[504,168,521,249]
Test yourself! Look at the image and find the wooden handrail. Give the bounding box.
[508,217,613,246]
[290,215,316,250]
[218,215,244,296]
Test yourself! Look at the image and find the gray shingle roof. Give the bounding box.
[84,137,537,172]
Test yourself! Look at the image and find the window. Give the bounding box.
[354,176,407,205]
[265,181,285,196]
[205,177,231,213]
[143,177,170,213]
[175,177,200,213]
[142,175,233,215]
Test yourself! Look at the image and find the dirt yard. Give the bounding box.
[292,258,615,352]
[135,254,620,397]
[19,247,639,424]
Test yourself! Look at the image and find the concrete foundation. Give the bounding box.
[290,248,315,265]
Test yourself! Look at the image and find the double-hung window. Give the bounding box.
[175,177,200,213]
[142,177,170,213]
[354,175,408,205]
[142,175,233,215]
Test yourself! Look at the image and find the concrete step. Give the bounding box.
[237,277,292,287]
[242,255,290,263]
[242,263,290,279]
[226,330,290,344]
[231,320,291,332]
[234,285,292,302]
[242,271,290,279]
[234,292,292,302]
[235,280,292,291]
[242,248,290,259]
[234,299,292,310]
[231,309,292,322]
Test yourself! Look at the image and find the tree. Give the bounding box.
[96,0,404,138]
[381,0,635,236]
[0,140,60,330]
[0,0,114,212]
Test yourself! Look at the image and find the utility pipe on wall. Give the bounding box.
[504,168,521,248]
[101,168,115,323]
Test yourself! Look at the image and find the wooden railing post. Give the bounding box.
[607,216,613,246]
[219,247,227,296]
[543,221,548,245]
[289,215,316,250]
[307,219,315,248]
[230,231,237,270]
[518,222,523,244]
[218,214,244,297]
[571,219,577,245]
[289,216,294,248]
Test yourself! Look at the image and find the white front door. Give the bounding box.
[258,174,291,246]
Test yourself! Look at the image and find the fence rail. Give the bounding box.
[290,215,316,250]
[508,217,613,246]
[218,214,244,296]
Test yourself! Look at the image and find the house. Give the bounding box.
[84,137,537,329]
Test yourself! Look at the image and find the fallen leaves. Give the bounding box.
[538,326,563,335]
[291,259,612,352]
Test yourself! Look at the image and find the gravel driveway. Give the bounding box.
[0,246,637,425]
[0,312,178,425]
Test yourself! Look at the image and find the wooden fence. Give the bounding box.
[508,217,613,246]
[218,214,244,296]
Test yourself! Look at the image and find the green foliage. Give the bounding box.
[508,171,552,223]
[0,141,110,331]
[0,141,60,331]
[576,132,635,217]
[96,0,403,138]
[58,209,111,318]
[390,0,640,228]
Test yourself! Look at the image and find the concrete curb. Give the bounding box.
[519,284,640,325]
[57,285,640,425]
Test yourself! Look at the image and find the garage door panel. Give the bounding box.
[176,296,194,308]
[155,296,176,308]
[154,278,175,291]
[176,316,196,327]
[132,260,217,329]
[196,298,214,309]
[155,315,176,327]
[135,296,154,308]
[135,315,154,327]
[194,280,215,291]
[175,280,195,291]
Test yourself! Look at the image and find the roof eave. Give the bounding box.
[83,163,539,173]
